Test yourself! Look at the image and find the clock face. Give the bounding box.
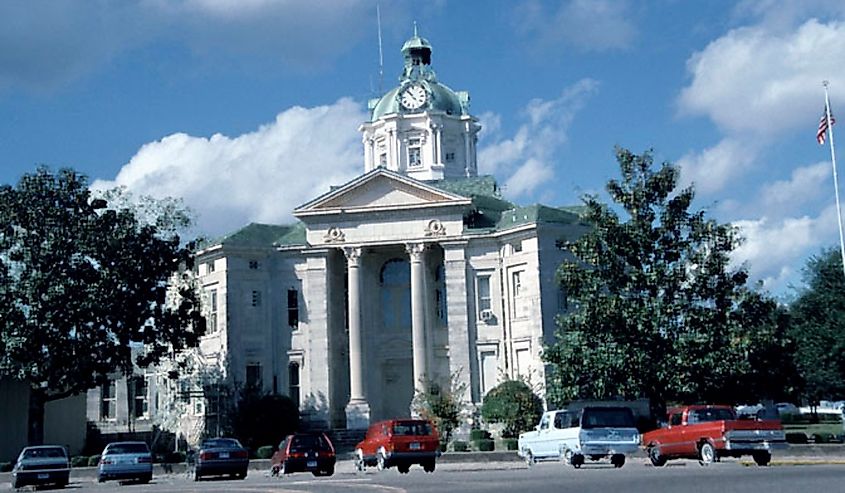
[400,84,427,110]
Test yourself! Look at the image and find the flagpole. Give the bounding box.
[823,80,845,279]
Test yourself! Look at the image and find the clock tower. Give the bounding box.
[360,28,481,181]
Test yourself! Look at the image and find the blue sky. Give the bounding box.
[1,0,844,297]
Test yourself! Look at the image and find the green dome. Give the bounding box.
[370,81,465,121]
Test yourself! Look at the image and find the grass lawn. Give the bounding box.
[783,423,845,440]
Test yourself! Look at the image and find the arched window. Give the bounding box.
[380,258,411,330]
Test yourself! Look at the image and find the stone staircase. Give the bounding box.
[326,429,367,455]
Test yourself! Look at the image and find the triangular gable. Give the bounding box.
[294,168,471,216]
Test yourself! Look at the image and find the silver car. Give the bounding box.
[11,445,70,489]
[97,441,153,483]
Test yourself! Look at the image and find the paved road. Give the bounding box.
[4,460,844,493]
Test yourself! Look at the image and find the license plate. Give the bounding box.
[37,473,49,479]
[410,442,421,450]
[306,460,317,468]
[219,452,229,459]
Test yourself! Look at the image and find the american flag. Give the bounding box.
[818,109,835,145]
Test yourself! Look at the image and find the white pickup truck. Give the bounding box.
[517,406,640,468]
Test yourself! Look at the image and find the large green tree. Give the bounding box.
[0,167,205,444]
[543,148,793,412]
[789,248,845,403]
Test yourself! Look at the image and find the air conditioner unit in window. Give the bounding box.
[479,309,494,323]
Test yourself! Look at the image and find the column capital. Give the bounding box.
[405,242,427,262]
[343,246,363,266]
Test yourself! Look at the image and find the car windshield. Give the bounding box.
[689,408,736,423]
[23,448,66,459]
[392,421,432,436]
[201,438,241,449]
[290,434,329,451]
[106,443,149,454]
[581,408,635,429]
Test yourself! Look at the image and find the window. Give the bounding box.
[249,260,259,270]
[207,288,218,333]
[445,152,455,162]
[287,289,299,329]
[670,413,683,426]
[246,364,262,390]
[408,138,422,167]
[434,265,446,324]
[132,376,148,419]
[206,261,215,274]
[516,348,531,380]
[288,362,300,405]
[251,290,261,307]
[512,271,523,297]
[100,380,116,420]
[194,398,203,415]
[513,241,523,253]
[480,350,497,397]
[476,275,491,313]
[379,153,387,167]
[511,270,525,318]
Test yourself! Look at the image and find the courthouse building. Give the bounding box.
[89,31,587,436]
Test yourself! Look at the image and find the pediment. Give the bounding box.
[295,169,471,216]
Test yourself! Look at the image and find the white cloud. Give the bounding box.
[760,161,831,213]
[514,0,637,52]
[732,204,840,291]
[478,79,598,199]
[678,18,845,137]
[93,98,366,237]
[676,138,760,195]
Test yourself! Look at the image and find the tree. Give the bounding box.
[789,248,845,403]
[411,371,468,444]
[480,379,543,438]
[0,167,205,444]
[543,148,789,412]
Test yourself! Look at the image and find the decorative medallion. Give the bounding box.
[324,226,346,243]
[425,219,446,237]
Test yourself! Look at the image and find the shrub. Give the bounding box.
[256,445,275,459]
[812,433,832,444]
[470,429,491,441]
[481,379,543,438]
[411,371,468,443]
[452,441,469,452]
[474,439,495,451]
[233,391,299,452]
[785,432,808,444]
[502,438,518,451]
[0,462,12,473]
[87,455,101,467]
[71,456,89,467]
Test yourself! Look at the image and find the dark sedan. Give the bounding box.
[271,432,336,477]
[192,438,249,480]
[11,445,70,489]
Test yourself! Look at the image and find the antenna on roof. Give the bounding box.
[377,3,384,94]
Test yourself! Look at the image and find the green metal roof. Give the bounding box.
[208,222,306,249]
[495,205,582,231]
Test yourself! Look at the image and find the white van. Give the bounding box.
[517,406,640,468]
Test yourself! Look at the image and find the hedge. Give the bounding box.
[452,441,469,452]
[474,439,495,452]
[255,445,275,459]
[0,462,12,473]
[87,456,101,467]
[502,438,518,451]
[470,429,491,441]
[71,456,89,467]
[785,432,808,444]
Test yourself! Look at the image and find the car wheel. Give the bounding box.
[140,473,152,484]
[699,442,716,466]
[193,469,201,481]
[570,453,584,469]
[354,449,365,472]
[611,454,625,468]
[12,479,22,489]
[648,445,668,467]
[376,451,387,471]
[422,459,435,473]
[523,449,535,468]
[753,451,771,466]
[397,463,410,474]
[239,471,248,480]
[97,476,105,483]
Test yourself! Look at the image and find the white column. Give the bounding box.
[344,247,370,429]
[407,242,428,392]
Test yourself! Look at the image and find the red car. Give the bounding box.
[642,405,786,467]
[270,432,336,477]
[354,419,440,474]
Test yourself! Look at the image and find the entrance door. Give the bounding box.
[381,358,413,419]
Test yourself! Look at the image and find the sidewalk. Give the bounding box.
[2,446,844,484]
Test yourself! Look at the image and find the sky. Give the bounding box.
[1,0,844,299]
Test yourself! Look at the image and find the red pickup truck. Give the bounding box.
[642,405,786,467]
